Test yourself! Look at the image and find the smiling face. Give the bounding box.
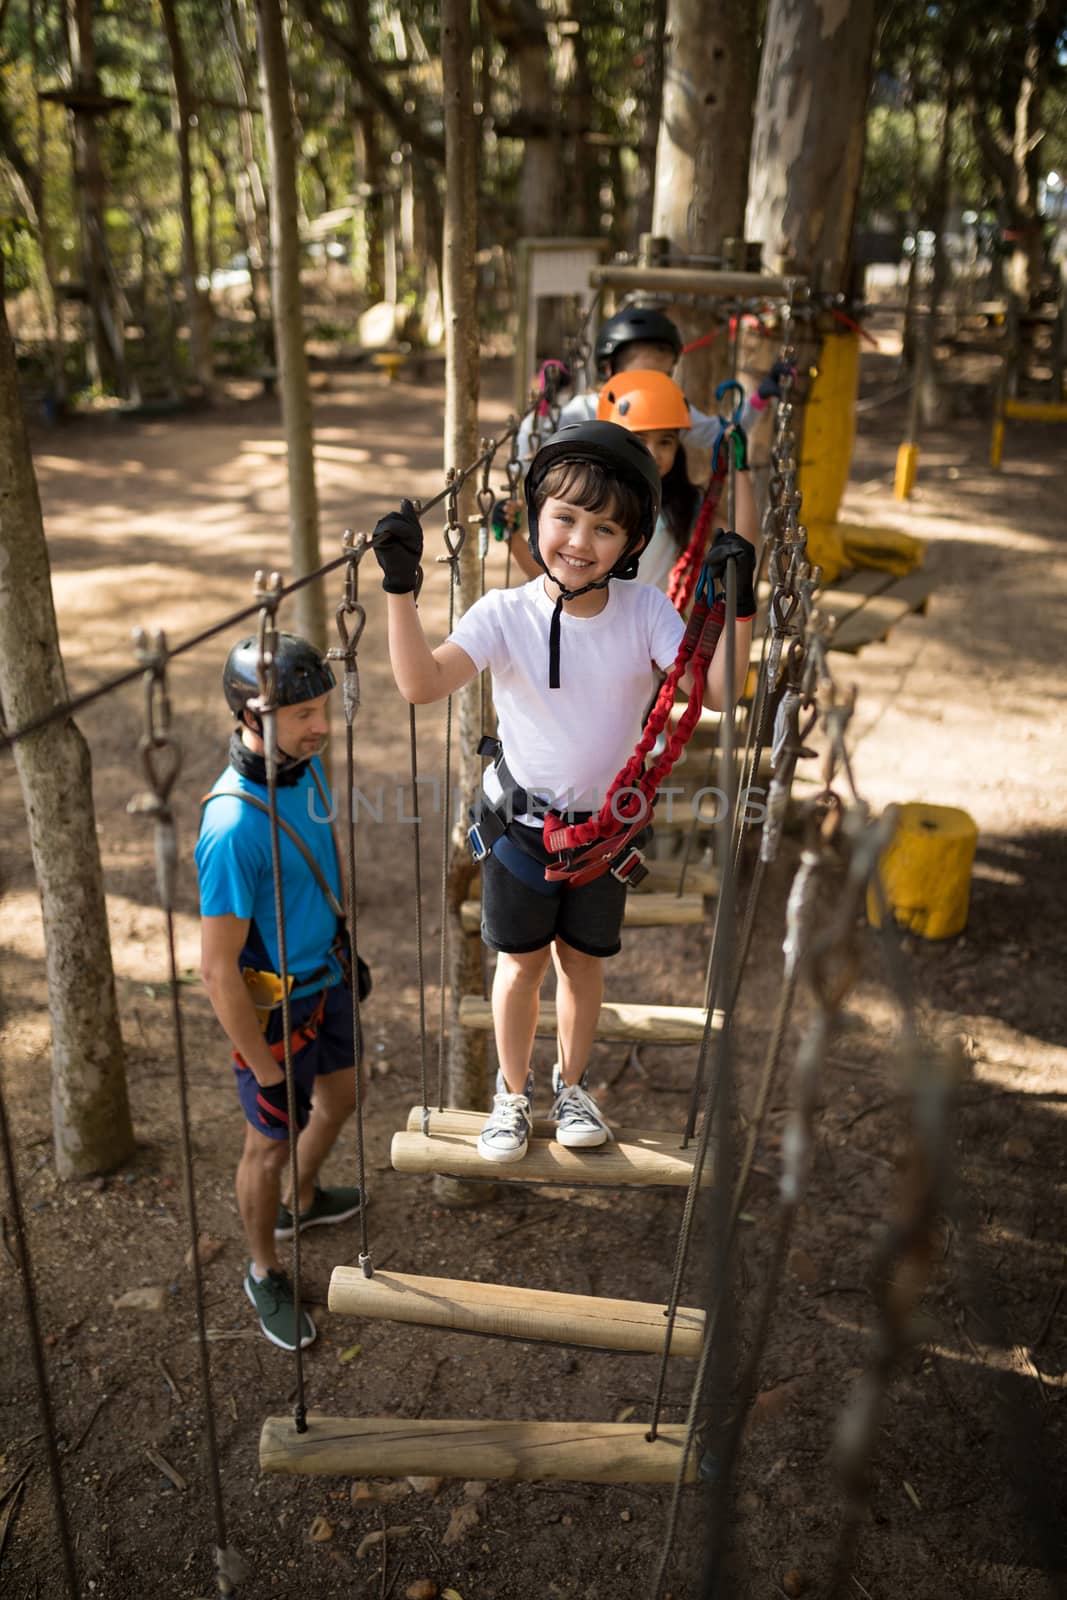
[536,495,632,589]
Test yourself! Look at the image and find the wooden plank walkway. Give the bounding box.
[459,995,717,1044]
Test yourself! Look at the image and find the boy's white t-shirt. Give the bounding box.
[447,577,684,815]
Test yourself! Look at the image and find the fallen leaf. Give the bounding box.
[442,1503,479,1548]
[184,1237,224,1269]
[114,1286,168,1313]
[406,1475,443,1497]
[782,1570,806,1598]
[352,1480,411,1504]
[614,1405,636,1423]
[338,1343,362,1363]
[903,1479,922,1511]
[308,1515,334,1542]
[356,1525,412,1559]
[441,1590,465,1600]
[405,1583,438,1600]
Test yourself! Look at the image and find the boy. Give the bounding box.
[373,421,756,1164]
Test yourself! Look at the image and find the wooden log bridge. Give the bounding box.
[458,995,718,1044]
[260,1414,698,1484]
[391,1125,712,1189]
[328,1267,705,1356]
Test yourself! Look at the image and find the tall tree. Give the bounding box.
[439,0,487,1199]
[159,0,214,394]
[483,0,556,236]
[745,0,878,291]
[0,255,134,1179]
[65,0,127,393]
[254,0,324,650]
[652,0,758,399]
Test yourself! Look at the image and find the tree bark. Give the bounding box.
[254,0,325,650]
[633,0,667,241]
[225,0,272,337]
[439,0,488,1204]
[0,259,134,1179]
[653,0,757,401]
[27,0,65,405]
[159,0,214,394]
[65,0,127,394]
[483,0,556,236]
[744,0,877,292]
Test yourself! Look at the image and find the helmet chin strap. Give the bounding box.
[535,540,643,689]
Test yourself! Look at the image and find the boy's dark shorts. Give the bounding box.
[481,822,635,958]
[233,982,354,1140]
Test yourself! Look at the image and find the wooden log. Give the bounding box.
[459,891,706,934]
[637,858,719,896]
[328,1268,705,1356]
[260,1414,698,1483]
[458,995,718,1044]
[404,1106,692,1144]
[830,571,936,653]
[391,1129,712,1189]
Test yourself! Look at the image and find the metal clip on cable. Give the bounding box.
[436,468,466,581]
[128,628,182,911]
[328,529,368,727]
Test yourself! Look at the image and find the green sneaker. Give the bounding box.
[273,1183,365,1241]
[244,1268,316,1351]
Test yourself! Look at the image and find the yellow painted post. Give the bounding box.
[894,441,919,500]
[989,417,1005,471]
[797,327,860,525]
[867,803,978,940]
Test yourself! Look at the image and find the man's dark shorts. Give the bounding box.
[480,822,634,959]
[233,982,354,1139]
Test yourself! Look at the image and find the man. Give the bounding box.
[196,633,369,1352]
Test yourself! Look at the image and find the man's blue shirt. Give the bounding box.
[195,756,343,996]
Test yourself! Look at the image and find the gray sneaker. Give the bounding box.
[552,1080,613,1149]
[477,1092,533,1164]
[245,1268,316,1351]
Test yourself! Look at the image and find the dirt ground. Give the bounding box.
[1,337,1065,1600]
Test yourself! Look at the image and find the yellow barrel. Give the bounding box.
[894,441,919,501]
[868,803,978,940]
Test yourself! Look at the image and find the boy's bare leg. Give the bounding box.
[280,1066,358,1214]
[236,1125,288,1276]
[492,947,552,1093]
[552,937,604,1086]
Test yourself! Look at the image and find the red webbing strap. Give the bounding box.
[667,468,726,613]
[233,989,327,1071]
[541,596,726,874]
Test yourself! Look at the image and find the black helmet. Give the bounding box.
[223,632,335,721]
[593,307,682,376]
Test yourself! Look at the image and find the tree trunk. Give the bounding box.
[65,0,127,395]
[484,0,556,236]
[633,0,667,241]
[159,0,214,395]
[0,260,134,1179]
[653,0,757,402]
[744,0,877,292]
[27,0,65,406]
[439,0,488,1204]
[254,0,325,651]
[225,0,272,335]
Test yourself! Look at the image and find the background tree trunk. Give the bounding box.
[652,0,757,403]
[0,259,134,1179]
[254,0,325,650]
[224,0,273,340]
[744,0,877,292]
[439,0,487,1205]
[65,0,127,394]
[159,0,214,395]
[484,0,556,237]
[632,0,667,241]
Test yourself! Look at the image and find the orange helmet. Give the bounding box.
[596,369,691,432]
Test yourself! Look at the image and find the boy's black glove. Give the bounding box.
[708,530,757,618]
[372,498,423,594]
[757,359,796,402]
[254,1075,312,1133]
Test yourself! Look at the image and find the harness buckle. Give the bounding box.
[467,822,491,863]
[611,846,648,887]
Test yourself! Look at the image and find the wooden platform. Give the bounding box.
[260,1415,697,1483]
[817,567,935,654]
[328,1267,704,1356]
[391,1127,712,1189]
[459,890,707,933]
[458,995,717,1044]
[404,1107,692,1141]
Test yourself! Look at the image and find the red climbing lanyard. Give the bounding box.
[540,562,730,888]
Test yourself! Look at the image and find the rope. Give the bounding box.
[434,474,465,1110]
[0,419,536,757]
[250,580,309,1433]
[128,631,245,1595]
[410,703,431,1131]
[326,538,373,1273]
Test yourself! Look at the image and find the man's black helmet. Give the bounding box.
[223,632,335,720]
[524,419,662,581]
[593,307,683,375]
